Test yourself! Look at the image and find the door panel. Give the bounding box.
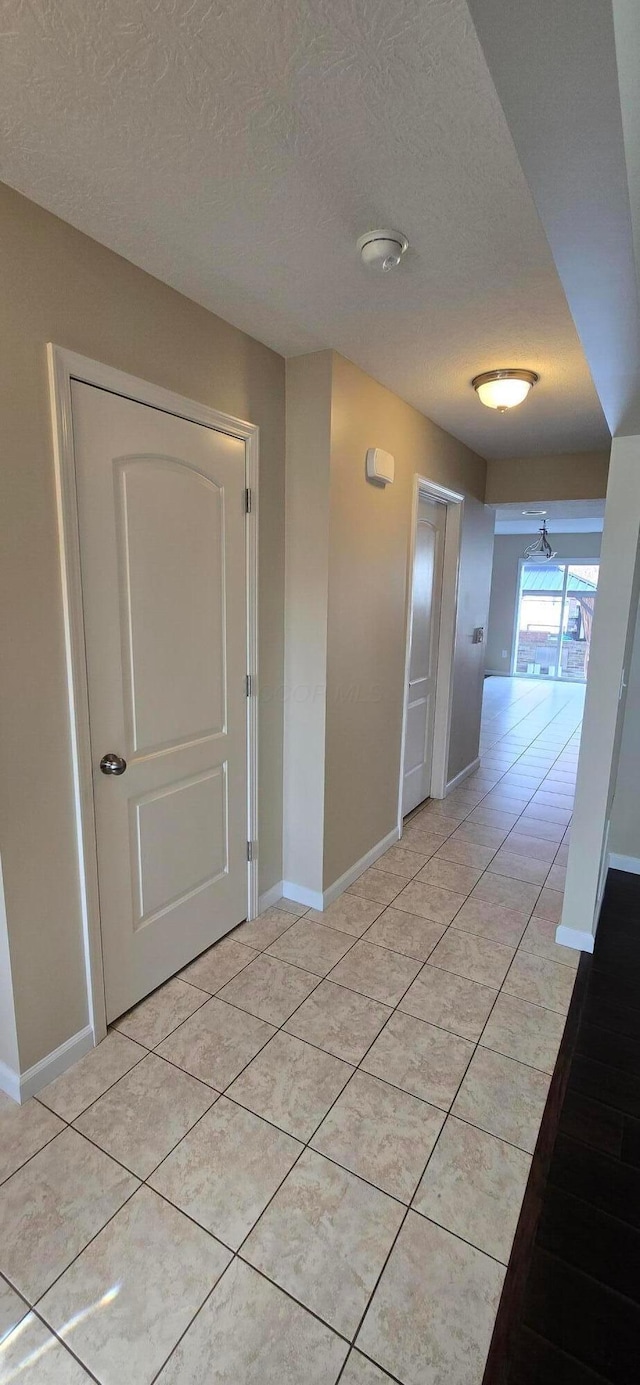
[72,382,247,1022]
[117,458,226,752]
[408,523,436,686]
[404,699,431,777]
[131,766,228,925]
[402,497,445,816]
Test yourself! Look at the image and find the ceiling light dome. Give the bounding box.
[472,369,539,412]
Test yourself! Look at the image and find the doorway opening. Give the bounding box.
[398,475,464,832]
[49,345,259,1045]
[512,560,599,682]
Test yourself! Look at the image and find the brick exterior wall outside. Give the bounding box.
[515,630,587,680]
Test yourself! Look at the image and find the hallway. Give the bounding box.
[0,677,583,1385]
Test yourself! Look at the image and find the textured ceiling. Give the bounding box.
[493,499,605,535]
[0,0,610,459]
[469,0,640,439]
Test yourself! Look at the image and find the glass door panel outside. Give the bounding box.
[561,565,598,680]
[514,562,599,682]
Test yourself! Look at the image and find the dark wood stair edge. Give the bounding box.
[482,948,593,1385]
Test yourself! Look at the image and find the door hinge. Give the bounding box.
[245,487,252,514]
[247,840,257,863]
[246,673,253,697]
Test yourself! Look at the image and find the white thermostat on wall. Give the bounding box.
[366,447,395,485]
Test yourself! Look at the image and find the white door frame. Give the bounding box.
[48,345,259,1045]
[397,474,464,834]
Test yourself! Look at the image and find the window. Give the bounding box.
[514,562,599,682]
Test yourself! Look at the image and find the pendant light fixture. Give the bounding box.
[472,368,539,411]
[524,520,557,561]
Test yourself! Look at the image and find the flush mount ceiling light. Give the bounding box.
[524,520,557,561]
[522,509,547,516]
[472,368,539,412]
[357,229,408,272]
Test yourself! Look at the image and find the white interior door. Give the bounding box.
[402,495,446,816]
[72,382,248,1022]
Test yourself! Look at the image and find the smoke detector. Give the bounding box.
[357,229,408,271]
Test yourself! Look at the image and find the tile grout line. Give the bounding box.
[15,902,430,1373]
[343,925,521,1361]
[0,1281,103,1385]
[144,908,445,1384]
[4,1172,143,1339]
[162,691,584,1363]
[7,681,582,1380]
[26,722,575,1165]
[36,947,560,1161]
[28,1305,104,1385]
[151,776,565,1373]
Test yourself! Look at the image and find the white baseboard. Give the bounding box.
[258,880,285,913]
[321,826,401,909]
[445,758,481,795]
[0,1024,94,1105]
[0,1058,21,1103]
[609,852,640,875]
[281,880,324,911]
[555,925,595,954]
[281,825,401,915]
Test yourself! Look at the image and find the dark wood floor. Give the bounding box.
[483,869,640,1385]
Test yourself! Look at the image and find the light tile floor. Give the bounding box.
[0,676,584,1384]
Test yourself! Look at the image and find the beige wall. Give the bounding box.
[11,182,602,1064]
[0,183,285,1071]
[283,354,332,894]
[486,531,603,673]
[485,451,610,504]
[447,501,496,780]
[322,354,488,889]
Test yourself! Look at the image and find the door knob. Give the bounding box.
[99,752,127,775]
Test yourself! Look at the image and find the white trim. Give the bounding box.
[281,824,401,913]
[281,881,324,911]
[398,475,464,827]
[0,853,19,1084]
[244,430,260,925]
[0,1060,21,1104]
[0,1026,94,1105]
[20,1025,94,1102]
[555,925,595,954]
[48,345,260,1060]
[258,881,286,913]
[510,559,524,675]
[609,852,640,874]
[557,824,609,961]
[321,826,400,908]
[594,817,611,927]
[445,758,481,794]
